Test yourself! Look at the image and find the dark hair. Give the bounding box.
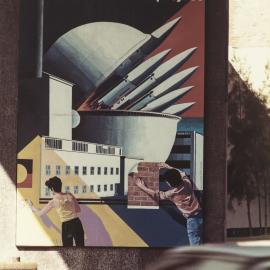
[163,169,183,187]
[45,176,62,192]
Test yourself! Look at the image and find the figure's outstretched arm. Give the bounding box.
[158,162,173,169]
[135,178,156,197]
[27,199,54,216]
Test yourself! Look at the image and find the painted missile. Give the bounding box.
[140,86,193,112]
[78,17,182,105]
[162,102,195,115]
[97,49,172,107]
[115,17,181,78]
[112,49,197,110]
[152,17,182,39]
[128,66,198,110]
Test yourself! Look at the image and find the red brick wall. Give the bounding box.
[128,162,160,208]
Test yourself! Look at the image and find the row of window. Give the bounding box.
[45,165,120,176]
[45,138,119,155]
[45,138,62,149]
[96,145,116,155]
[72,141,88,152]
[45,184,114,196]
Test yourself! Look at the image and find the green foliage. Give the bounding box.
[228,66,270,209]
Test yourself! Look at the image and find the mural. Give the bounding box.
[17,0,205,247]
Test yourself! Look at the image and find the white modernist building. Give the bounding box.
[39,74,142,201]
[40,136,123,199]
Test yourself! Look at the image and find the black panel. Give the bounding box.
[171,145,191,153]
[19,0,189,78]
[43,0,189,51]
[17,78,50,151]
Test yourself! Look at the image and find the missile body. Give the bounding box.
[162,102,195,115]
[112,49,197,110]
[128,66,198,110]
[141,86,193,112]
[114,17,181,78]
[97,49,171,107]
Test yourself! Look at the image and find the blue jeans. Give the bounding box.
[186,216,203,245]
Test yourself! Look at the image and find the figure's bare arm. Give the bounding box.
[158,162,173,169]
[27,199,54,216]
[135,178,156,197]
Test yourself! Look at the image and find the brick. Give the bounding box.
[148,176,157,181]
[134,196,149,201]
[146,183,154,189]
[128,201,140,206]
[149,167,159,172]
[137,166,149,172]
[132,200,142,205]
[128,186,135,192]
[138,172,150,176]
[128,162,161,207]
[152,172,160,177]
[143,202,156,206]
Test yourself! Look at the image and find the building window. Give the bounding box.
[45,187,51,196]
[116,168,119,175]
[72,141,88,152]
[83,166,87,175]
[65,186,70,193]
[104,167,108,175]
[45,165,51,176]
[97,185,101,192]
[74,186,79,194]
[45,137,62,149]
[103,146,109,154]
[96,145,103,154]
[97,167,101,175]
[74,166,79,175]
[82,185,87,193]
[56,165,61,176]
[104,185,107,192]
[110,184,114,191]
[90,185,94,192]
[65,166,70,175]
[108,147,115,155]
[110,167,114,175]
[90,167,95,175]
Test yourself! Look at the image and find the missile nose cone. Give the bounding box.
[151,17,182,39]
[162,102,195,115]
[149,48,172,63]
[141,86,194,112]
[152,67,198,97]
[128,48,172,81]
[185,47,197,56]
[190,66,199,71]
[184,66,199,74]
[161,48,173,56]
[189,47,198,52]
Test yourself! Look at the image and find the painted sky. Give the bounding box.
[151,0,205,118]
